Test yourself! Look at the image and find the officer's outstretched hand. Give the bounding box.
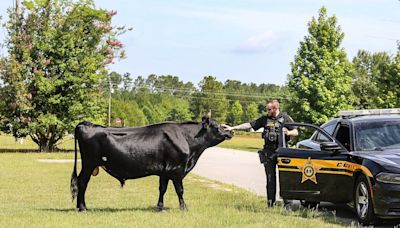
[221,124,233,131]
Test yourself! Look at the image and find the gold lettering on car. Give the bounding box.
[343,162,355,171]
[300,157,320,184]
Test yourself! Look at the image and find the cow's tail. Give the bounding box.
[70,126,79,202]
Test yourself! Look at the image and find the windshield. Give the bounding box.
[355,120,400,151]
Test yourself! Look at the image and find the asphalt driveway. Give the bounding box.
[192,147,268,197]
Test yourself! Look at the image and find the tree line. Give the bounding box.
[0,2,399,151]
[106,73,288,127]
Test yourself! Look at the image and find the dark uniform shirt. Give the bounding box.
[250,112,295,149]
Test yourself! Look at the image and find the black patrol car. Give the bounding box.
[276,109,400,225]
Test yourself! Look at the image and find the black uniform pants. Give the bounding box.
[263,155,277,203]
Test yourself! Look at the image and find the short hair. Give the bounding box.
[267,99,280,109]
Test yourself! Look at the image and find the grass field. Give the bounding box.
[218,134,264,152]
[0,134,75,151]
[0,152,353,227]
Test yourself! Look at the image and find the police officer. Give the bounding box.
[223,99,298,207]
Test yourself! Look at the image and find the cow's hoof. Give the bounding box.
[179,205,188,211]
[157,207,166,213]
[78,208,87,212]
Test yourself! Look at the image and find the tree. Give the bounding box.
[141,101,165,124]
[226,100,243,125]
[111,99,146,126]
[108,71,123,91]
[122,72,132,91]
[391,44,400,108]
[376,44,400,108]
[166,99,192,121]
[0,0,127,151]
[287,7,355,125]
[190,76,228,122]
[352,50,391,109]
[244,101,259,122]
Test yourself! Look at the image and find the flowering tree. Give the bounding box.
[0,0,127,151]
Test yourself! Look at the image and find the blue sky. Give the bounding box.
[1,0,400,85]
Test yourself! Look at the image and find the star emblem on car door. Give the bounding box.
[300,157,320,184]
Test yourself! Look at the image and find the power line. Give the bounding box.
[182,94,290,102]
[173,94,289,103]
[131,85,291,100]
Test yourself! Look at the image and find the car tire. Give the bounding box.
[354,175,375,225]
[300,200,319,209]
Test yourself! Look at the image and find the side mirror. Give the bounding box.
[320,141,342,153]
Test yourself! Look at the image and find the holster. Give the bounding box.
[258,148,277,164]
[258,150,268,164]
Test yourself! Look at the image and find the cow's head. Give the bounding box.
[201,116,233,146]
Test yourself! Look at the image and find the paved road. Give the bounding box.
[192,147,269,197]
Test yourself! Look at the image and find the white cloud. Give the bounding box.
[233,31,280,54]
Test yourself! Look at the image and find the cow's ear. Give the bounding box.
[201,116,209,129]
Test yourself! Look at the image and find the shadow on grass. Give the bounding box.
[233,201,267,213]
[40,206,167,213]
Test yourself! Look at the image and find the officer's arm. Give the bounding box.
[283,128,298,137]
[223,123,252,131]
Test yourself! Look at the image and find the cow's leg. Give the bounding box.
[157,176,169,211]
[172,178,187,211]
[77,164,96,212]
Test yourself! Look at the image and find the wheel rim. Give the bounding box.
[356,181,369,219]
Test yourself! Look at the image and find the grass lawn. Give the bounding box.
[0,153,352,227]
[0,134,75,151]
[218,134,264,152]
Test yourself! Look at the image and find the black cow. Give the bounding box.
[70,116,232,212]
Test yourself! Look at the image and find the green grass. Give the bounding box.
[218,134,264,152]
[0,153,352,227]
[0,134,74,151]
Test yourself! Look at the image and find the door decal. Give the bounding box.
[301,157,320,184]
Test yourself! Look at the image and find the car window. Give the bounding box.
[355,120,400,151]
[292,123,344,152]
[335,124,351,151]
[314,123,336,142]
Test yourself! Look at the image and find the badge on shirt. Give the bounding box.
[266,122,275,127]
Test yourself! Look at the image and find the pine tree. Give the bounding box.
[287,7,355,125]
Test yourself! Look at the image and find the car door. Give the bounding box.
[277,122,351,203]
